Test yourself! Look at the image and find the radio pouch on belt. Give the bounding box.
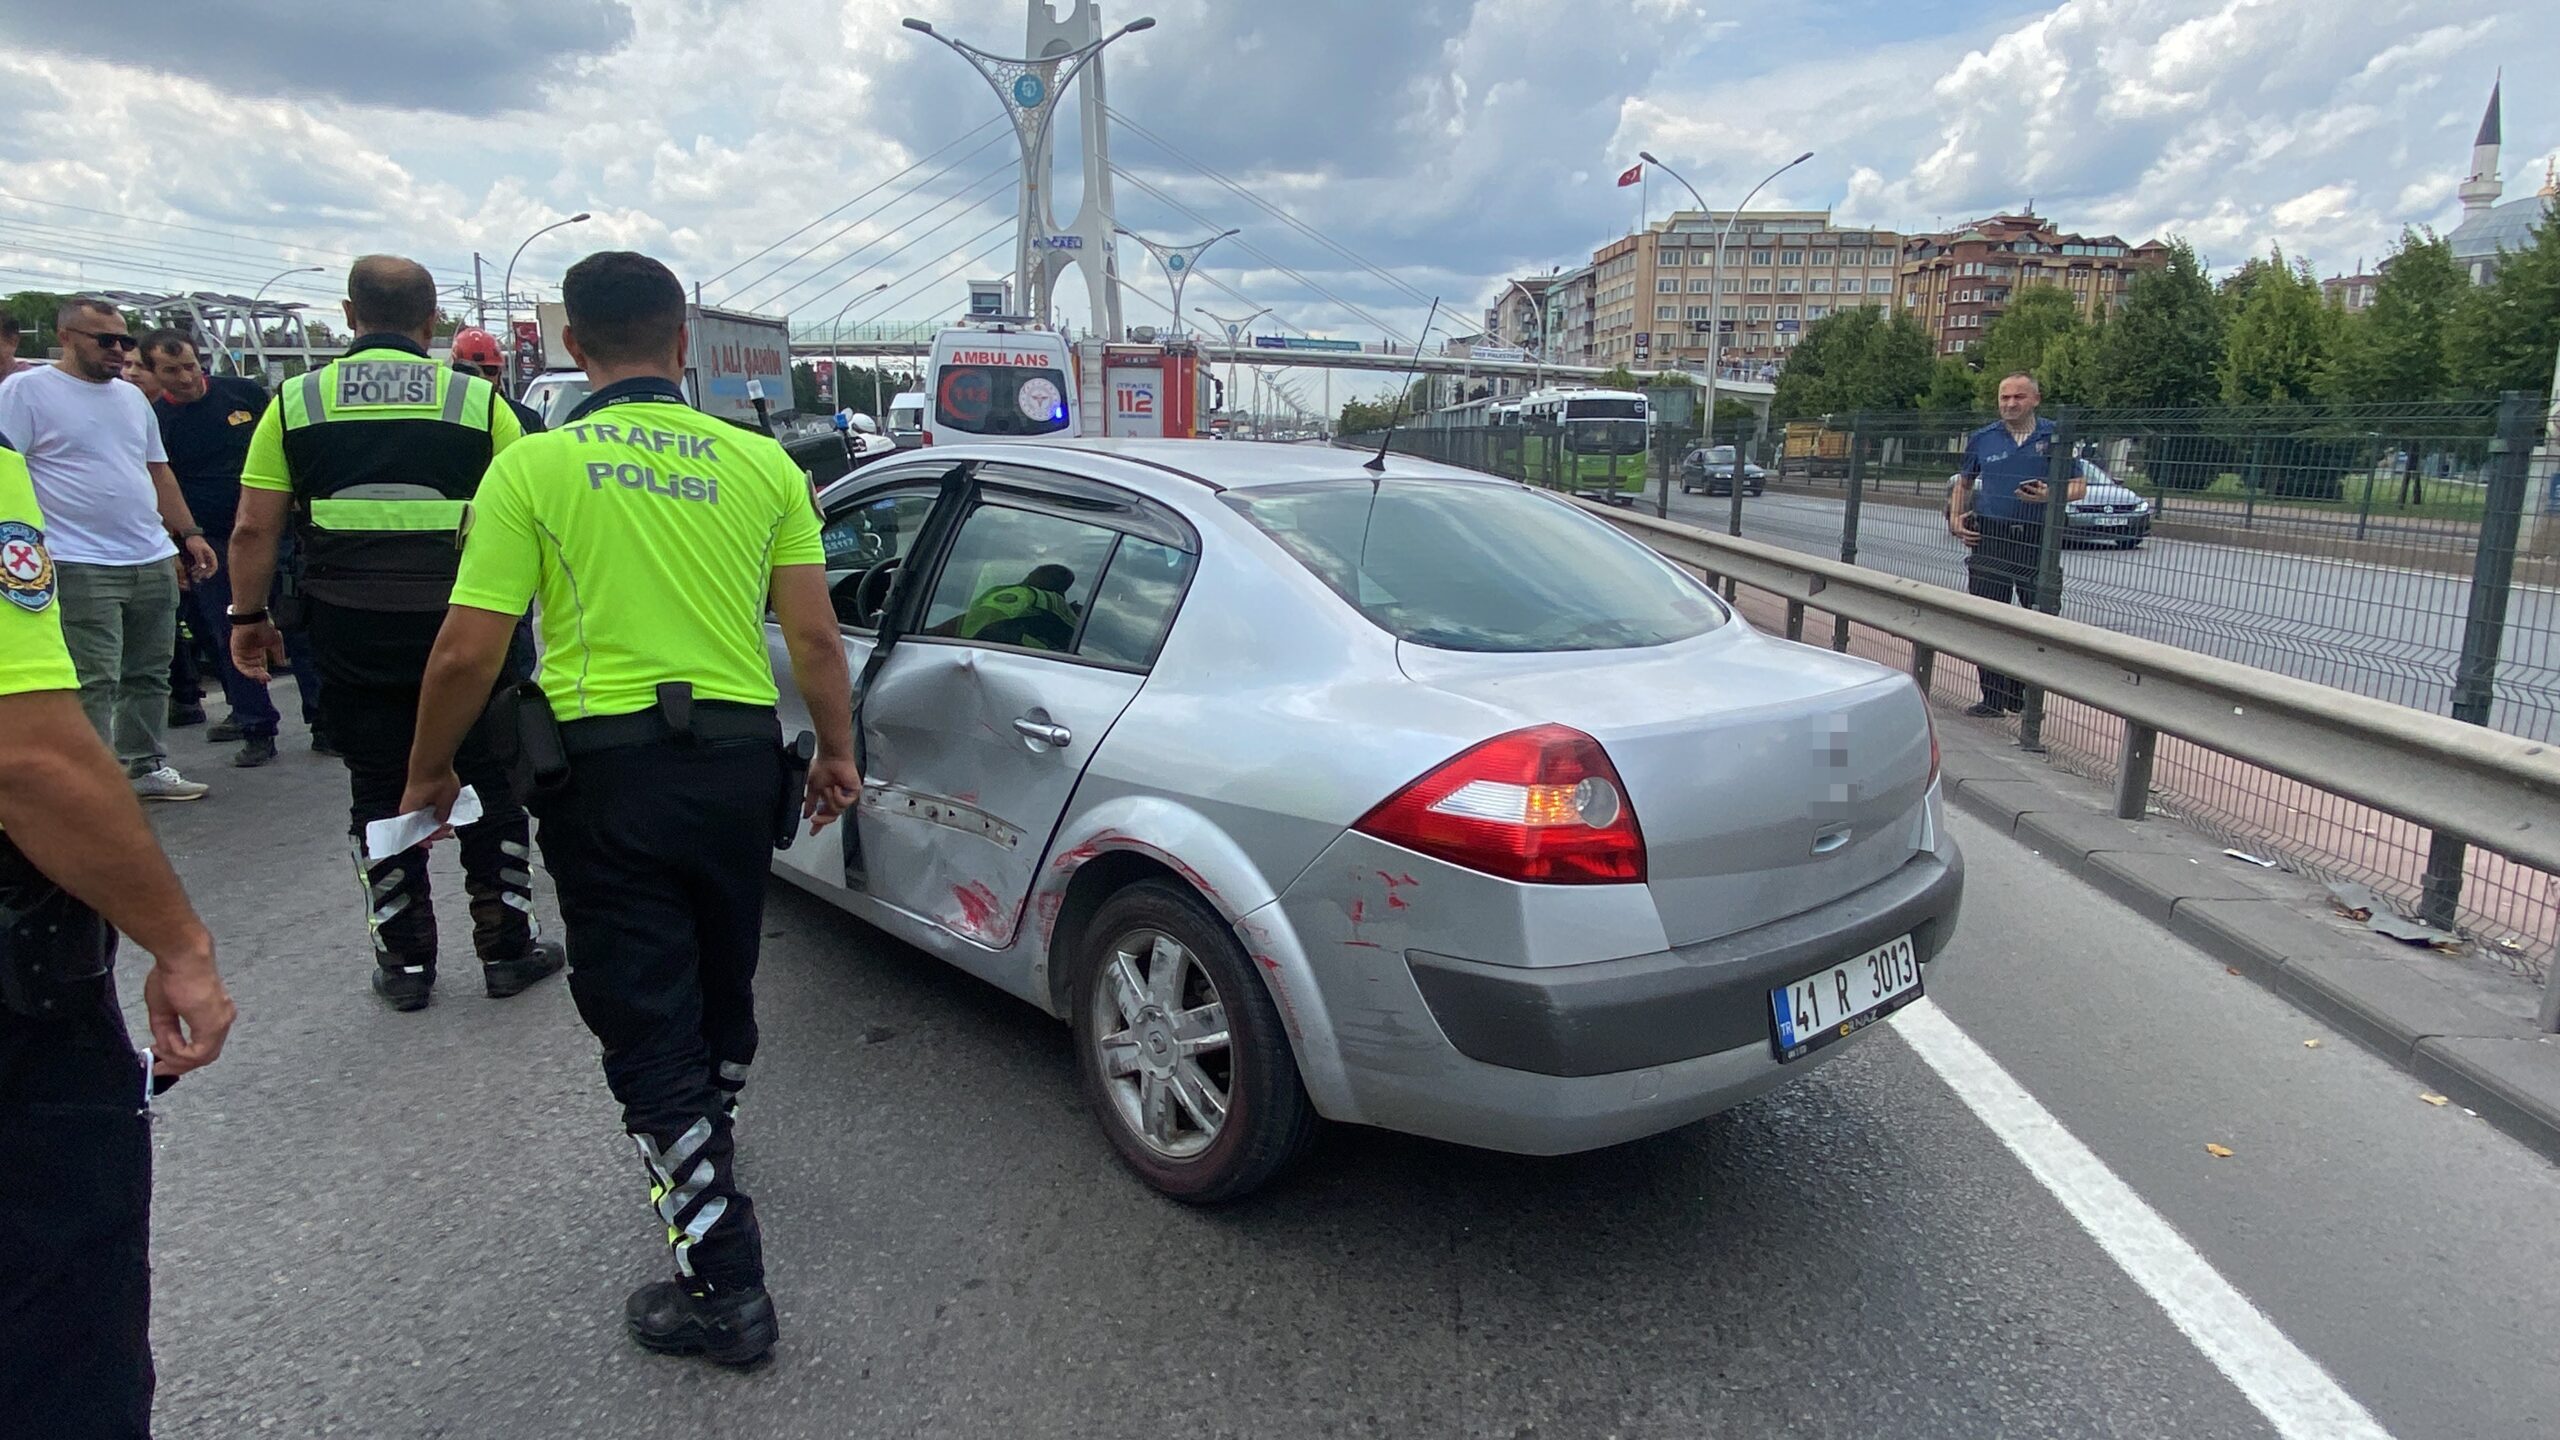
[502,681,571,802]
[272,545,308,629]
[0,838,113,1020]
[774,731,816,849]
[655,681,695,742]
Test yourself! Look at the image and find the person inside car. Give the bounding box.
[926,564,1079,650]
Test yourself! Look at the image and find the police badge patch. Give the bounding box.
[0,519,56,613]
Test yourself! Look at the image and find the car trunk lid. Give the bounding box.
[1396,628,1933,948]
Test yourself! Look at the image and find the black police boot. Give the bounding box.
[207,713,246,743]
[483,939,565,999]
[625,1279,778,1366]
[370,964,434,1012]
[168,700,207,728]
[231,735,279,768]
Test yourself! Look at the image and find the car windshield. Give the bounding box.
[1222,479,1727,653]
[1705,446,1737,463]
[525,377,591,425]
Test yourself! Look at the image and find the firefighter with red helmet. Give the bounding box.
[449,327,546,434]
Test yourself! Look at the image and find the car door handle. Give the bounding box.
[1012,717,1072,748]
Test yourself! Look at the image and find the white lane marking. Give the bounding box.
[1892,999,2397,1440]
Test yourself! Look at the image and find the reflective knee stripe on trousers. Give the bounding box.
[716,1060,751,1090]
[633,1117,726,1276]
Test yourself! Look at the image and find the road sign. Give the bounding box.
[1251,336,1363,352]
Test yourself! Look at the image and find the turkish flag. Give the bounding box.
[1616,163,1643,188]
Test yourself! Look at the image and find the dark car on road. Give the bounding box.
[1680,445,1767,497]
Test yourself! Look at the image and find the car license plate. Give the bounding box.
[2094,516,2126,527]
[1770,933,1922,1061]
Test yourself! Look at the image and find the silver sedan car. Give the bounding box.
[768,439,1962,1201]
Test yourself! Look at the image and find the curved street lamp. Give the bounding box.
[247,265,325,375]
[502,211,593,393]
[1116,225,1237,339]
[1199,305,1270,433]
[1638,149,1812,518]
[904,14,1156,327]
[826,282,892,411]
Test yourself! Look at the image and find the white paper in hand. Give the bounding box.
[363,785,483,863]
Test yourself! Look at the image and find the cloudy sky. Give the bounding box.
[0,0,2549,399]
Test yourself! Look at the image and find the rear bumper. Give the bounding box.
[1406,848,1962,1077]
[1269,838,1963,1154]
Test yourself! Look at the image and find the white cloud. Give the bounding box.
[0,0,2547,373]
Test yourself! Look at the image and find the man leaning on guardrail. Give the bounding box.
[1948,372,2083,717]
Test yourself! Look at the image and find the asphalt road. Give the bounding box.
[1656,486,2560,744]
[114,710,2560,1438]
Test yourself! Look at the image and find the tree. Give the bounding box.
[1970,284,2086,407]
[2041,314,2106,406]
[2092,238,2220,407]
[1919,355,1978,412]
[1771,307,1935,419]
[2219,248,2330,405]
[2217,254,2285,323]
[1593,363,1645,392]
[2321,228,2466,403]
[1337,396,1397,435]
[5,290,69,356]
[2445,197,2560,397]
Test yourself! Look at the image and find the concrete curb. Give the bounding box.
[1935,716,2560,1166]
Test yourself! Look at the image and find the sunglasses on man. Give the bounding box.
[64,326,138,351]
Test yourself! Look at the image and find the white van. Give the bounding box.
[920,325,1076,446]
[886,390,926,448]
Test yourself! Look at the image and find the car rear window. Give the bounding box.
[1222,479,1727,653]
[935,364,1071,438]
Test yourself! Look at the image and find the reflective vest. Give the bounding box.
[279,350,501,611]
[961,583,1078,651]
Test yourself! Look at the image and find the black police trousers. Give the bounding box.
[0,960,153,1438]
[1965,518,2046,711]
[531,732,782,1291]
[306,600,538,977]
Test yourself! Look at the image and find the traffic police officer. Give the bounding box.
[0,431,236,1435]
[227,256,562,1010]
[400,251,860,1366]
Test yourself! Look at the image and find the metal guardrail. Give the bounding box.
[1582,500,2560,1031]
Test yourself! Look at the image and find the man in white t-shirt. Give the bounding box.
[0,299,220,799]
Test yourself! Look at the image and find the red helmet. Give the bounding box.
[449,327,504,369]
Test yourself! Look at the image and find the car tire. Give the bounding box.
[1070,880,1318,1204]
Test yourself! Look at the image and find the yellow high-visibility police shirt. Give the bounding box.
[448,393,823,721]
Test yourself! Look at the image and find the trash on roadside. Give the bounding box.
[2223,849,2278,869]
[2321,880,2467,951]
[2205,1143,2235,1158]
[2497,937,2526,954]
[2420,1093,2451,1107]
[2303,1039,2323,1049]
[2323,880,2380,921]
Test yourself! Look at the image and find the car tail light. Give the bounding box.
[1355,725,1646,884]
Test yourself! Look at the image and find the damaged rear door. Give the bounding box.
[857,467,1200,957]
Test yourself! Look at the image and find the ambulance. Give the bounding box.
[919,319,1212,446]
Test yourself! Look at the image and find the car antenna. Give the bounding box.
[1365,297,1442,474]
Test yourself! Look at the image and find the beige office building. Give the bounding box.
[1585,210,1906,375]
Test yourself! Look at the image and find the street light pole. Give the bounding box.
[1640,149,1812,518]
[1505,277,1549,394]
[1115,226,1237,340]
[502,211,593,396]
[1200,306,1268,437]
[903,14,1156,329]
[249,265,324,377]
[826,282,891,412]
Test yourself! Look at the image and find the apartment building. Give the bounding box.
[1898,213,2170,355]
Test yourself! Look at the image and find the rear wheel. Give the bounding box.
[1070,881,1318,1203]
